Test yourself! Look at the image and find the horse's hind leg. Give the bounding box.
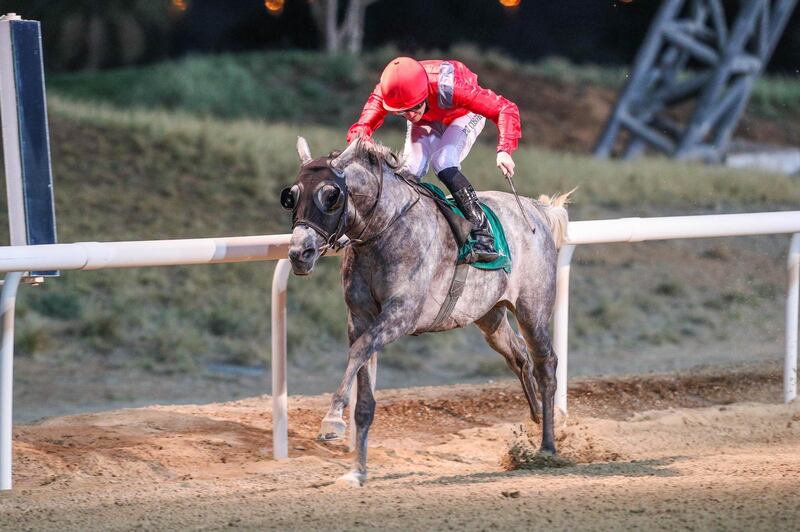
[475,306,542,424]
[337,364,376,487]
[515,307,558,454]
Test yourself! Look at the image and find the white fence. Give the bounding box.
[554,211,800,414]
[0,234,339,490]
[0,211,799,490]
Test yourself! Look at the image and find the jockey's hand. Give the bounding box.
[346,126,372,144]
[496,151,515,178]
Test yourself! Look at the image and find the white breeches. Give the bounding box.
[401,112,486,179]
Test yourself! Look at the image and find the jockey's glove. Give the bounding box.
[496,151,515,178]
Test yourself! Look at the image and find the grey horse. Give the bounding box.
[283,137,571,486]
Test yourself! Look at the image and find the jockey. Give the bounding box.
[347,57,521,263]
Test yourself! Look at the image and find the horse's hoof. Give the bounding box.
[335,470,366,488]
[318,416,347,441]
[535,448,571,468]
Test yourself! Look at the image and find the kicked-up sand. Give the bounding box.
[1,364,799,531]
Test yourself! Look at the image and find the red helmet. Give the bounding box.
[379,57,428,112]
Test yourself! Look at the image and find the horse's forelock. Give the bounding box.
[296,157,336,183]
[354,140,404,171]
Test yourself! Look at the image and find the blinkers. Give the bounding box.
[280,160,349,248]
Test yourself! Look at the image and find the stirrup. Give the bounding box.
[461,248,500,264]
[462,234,500,264]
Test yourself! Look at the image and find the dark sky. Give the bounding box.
[3,0,798,72]
[168,0,799,71]
[173,0,659,65]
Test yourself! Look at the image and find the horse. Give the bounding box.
[281,136,571,486]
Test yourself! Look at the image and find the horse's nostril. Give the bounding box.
[301,248,316,261]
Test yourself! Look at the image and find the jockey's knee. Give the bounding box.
[403,156,429,180]
[431,145,461,175]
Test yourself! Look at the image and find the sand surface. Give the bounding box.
[1,364,799,531]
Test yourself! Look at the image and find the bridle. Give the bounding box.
[282,157,421,255]
[281,162,350,253]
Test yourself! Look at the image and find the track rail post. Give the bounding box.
[0,271,22,491]
[786,234,800,403]
[271,260,291,459]
[553,244,576,419]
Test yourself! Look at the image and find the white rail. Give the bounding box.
[554,211,800,416]
[0,234,292,271]
[0,234,295,489]
[1,210,799,489]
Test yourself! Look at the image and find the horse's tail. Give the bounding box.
[534,188,576,249]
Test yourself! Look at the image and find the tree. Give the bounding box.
[308,0,380,54]
[18,0,173,71]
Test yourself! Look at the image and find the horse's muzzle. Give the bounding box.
[288,225,324,276]
[288,246,319,276]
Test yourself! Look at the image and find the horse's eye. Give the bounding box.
[280,185,299,210]
[315,184,343,212]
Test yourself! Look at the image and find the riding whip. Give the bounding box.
[504,172,536,235]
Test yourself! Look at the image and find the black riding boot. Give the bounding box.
[452,185,501,263]
[437,167,500,264]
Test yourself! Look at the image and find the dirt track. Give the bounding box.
[2,364,799,531]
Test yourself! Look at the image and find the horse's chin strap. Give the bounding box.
[317,211,350,256]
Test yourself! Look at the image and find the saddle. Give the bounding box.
[418,182,512,273]
[407,181,512,329]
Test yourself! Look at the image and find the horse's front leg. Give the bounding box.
[335,363,376,487]
[319,298,417,443]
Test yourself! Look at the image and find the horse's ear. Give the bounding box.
[296,137,313,166]
[330,139,360,170]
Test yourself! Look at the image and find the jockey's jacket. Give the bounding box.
[347,60,522,154]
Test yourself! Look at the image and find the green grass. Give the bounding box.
[45,95,800,215]
[48,47,800,124]
[47,49,398,126]
[1,94,791,376]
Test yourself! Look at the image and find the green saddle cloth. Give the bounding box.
[421,182,512,273]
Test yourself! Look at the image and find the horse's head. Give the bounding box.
[281,137,403,275]
[280,137,347,275]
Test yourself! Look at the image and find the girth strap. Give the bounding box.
[430,263,470,329]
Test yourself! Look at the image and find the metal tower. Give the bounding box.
[595,0,797,161]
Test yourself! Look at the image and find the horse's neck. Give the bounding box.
[346,169,416,243]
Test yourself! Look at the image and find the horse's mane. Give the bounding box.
[355,139,404,171]
[327,139,411,180]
